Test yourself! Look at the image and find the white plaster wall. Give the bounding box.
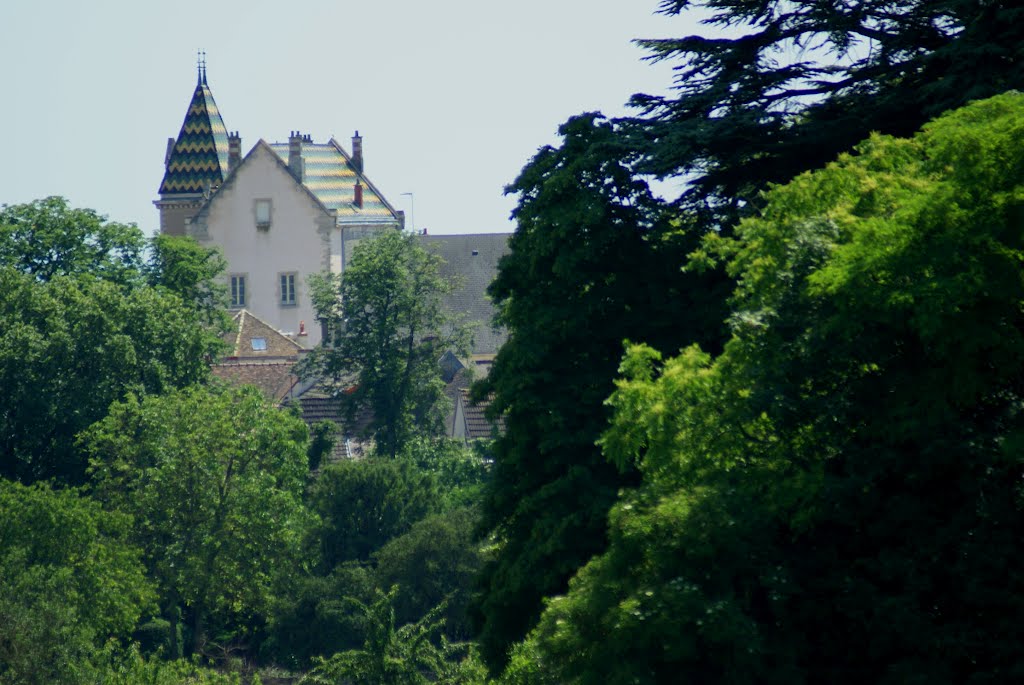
[198,146,331,347]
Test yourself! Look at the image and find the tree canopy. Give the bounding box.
[515,92,1024,684]
[84,384,311,656]
[471,113,729,671]
[626,0,1024,230]
[301,230,469,457]
[0,198,228,485]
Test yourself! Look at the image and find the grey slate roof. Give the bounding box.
[420,233,511,355]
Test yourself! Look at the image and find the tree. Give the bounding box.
[0,196,146,285]
[83,384,311,656]
[624,0,1024,232]
[0,198,228,485]
[471,113,730,671]
[300,230,469,457]
[300,588,470,685]
[0,269,218,484]
[514,93,1024,684]
[375,507,483,640]
[0,480,154,685]
[310,457,437,569]
[145,232,230,333]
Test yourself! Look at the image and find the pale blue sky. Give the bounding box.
[0,1,701,235]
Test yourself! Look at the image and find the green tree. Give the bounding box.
[0,269,217,484]
[626,0,1024,233]
[375,507,483,640]
[472,113,729,670]
[146,232,230,333]
[301,588,468,685]
[397,437,491,512]
[0,196,146,285]
[84,384,311,657]
[0,481,154,685]
[516,93,1024,684]
[0,198,228,485]
[310,457,437,569]
[300,230,470,457]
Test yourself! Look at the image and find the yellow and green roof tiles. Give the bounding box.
[159,78,230,195]
[269,142,393,218]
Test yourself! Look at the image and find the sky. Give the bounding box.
[0,1,704,236]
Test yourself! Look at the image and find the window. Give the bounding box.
[230,274,246,308]
[250,337,267,351]
[255,199,272,230]
[280,272,296,306]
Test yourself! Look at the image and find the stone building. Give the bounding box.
[155,64,402,347]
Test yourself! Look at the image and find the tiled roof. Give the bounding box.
[286,384,374,463]
[420,234,511,355]
[268,140,396,220]
[159,72,230,195]
[212,361,298,403]
[224,309,305,359]
[459,387,505,440]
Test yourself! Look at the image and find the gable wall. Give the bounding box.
[191,145,333,347]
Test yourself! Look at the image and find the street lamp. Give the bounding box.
[400,192,415,234]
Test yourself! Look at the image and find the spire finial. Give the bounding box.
[197,50,207,85]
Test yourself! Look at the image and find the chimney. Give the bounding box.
[351,130,363,173]
[164,137,175,165]
[228,131,241,171]
[354,180,363,209]
[288,131,304,181]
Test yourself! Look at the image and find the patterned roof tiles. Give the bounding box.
[268,141,395,219]
[159,74,230,195]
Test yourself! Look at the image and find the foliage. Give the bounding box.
[300,230,470,457]
[516,94,1024,684]
[625,0,1024,233]
[95,643,243,685]
[262,562,377,669]
[472,112,730,670]
[398,437,492,511]
[300,588,469,685]
[0,481,154,685]
[375,507,484,640]
[0,198,227,485]
[307,419,339,471]
[310,457,437,569]
[146,232,230,335]
[0,196,146,285]
[84,384,311,656]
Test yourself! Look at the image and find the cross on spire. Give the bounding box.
[197,49,207,85]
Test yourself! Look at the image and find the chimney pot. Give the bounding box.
[289,131,304,181]
[351,130,363,173]
[228,132,242,171]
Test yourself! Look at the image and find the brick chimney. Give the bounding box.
[354,180,363,209]
[351,130,363,173]
[228,131,241,171]
[288,131,305,181]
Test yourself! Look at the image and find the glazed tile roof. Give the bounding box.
[268,140,395,220]
[160,72,230,195]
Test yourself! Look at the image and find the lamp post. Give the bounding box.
[401,192,414,234]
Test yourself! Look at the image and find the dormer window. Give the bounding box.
[255,199,272,230]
